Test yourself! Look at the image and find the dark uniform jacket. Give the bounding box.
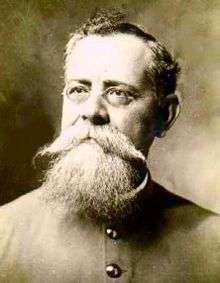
[0,182,220,283]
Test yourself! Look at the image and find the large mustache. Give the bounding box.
[35,120,146,164]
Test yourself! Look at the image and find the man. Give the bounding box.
[0,9,220,283]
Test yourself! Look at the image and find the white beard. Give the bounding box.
[35,122,147,223]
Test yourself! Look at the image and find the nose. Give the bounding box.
[81,94,110,125]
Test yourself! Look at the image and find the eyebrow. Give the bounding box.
[104,80,139,92]
[68,79,91,87]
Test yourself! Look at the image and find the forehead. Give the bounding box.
[65,34,153,87]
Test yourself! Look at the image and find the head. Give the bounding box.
[62,9,180,151]
[36,9,180,223]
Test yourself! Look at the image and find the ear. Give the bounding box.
[163,93,181,131]
[156,93,181,137]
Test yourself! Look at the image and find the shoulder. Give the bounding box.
[153,182,220,239]
[158,188,220,271]
[0,189,43,219]
[0,189,45,247]
[165,200,220,244]
[150,181,220,250]
[149,184,220,277]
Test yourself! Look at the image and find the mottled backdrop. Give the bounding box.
[0,0,219,212]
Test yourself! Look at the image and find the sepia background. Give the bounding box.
[0,0,219,212]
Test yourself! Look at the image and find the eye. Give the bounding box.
[66,86,89,103]
[105,88,133,106]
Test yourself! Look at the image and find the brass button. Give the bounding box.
[106,227,119,239]
[106,264,122,278]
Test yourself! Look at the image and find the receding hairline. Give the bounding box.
[68,32,155,60]
[64,18,180,100]
[65,32,157,88]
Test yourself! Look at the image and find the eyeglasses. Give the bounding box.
[65,85,136,107]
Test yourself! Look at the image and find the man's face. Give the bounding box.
[37,34,161,222]
[62,34,158,153]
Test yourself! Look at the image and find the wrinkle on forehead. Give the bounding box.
[65,34,153,89]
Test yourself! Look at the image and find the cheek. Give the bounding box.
[109,102,157,149]
[61,97,80,130]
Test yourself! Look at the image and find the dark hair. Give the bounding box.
[65,9,180,101]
